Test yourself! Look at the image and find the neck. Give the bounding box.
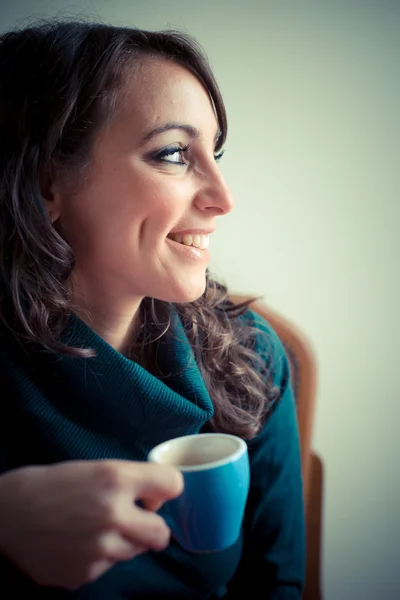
[70,273,143,355]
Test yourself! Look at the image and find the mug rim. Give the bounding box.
[147,433,248,472]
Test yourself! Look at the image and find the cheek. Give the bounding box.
[61,177,140,241]
[132,175,193,237]
[60,167,191,257]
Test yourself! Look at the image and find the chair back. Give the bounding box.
[229,295,317,502]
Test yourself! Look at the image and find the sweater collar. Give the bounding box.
[50,310,214,460]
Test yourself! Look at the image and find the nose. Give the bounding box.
[194,164,234,216]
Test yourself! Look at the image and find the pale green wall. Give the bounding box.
[1,1,399,598]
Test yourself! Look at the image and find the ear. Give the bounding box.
[41,172,62,224]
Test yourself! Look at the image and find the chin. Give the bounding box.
[159,277,207,304]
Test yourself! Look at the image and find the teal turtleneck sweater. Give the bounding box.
[0,309,305,599]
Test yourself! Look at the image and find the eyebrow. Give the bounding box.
[142,122,221,144]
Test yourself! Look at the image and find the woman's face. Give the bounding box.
[51,57,234,308]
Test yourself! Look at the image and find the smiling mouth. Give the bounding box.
[167,233,210,250]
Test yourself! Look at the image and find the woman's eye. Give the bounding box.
[165,150,183,163]
[153,145,225,165]
[155,146,188,165]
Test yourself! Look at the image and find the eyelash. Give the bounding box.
[154,145,225,165]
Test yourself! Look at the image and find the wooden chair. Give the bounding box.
[230,295,324,600]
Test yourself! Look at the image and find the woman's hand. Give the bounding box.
[0,460,183,589]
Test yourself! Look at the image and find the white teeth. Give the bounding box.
[169,233,210,250]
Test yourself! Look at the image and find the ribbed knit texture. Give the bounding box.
[0,310,305,599]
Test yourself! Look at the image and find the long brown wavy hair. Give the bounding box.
[0,20,279,439]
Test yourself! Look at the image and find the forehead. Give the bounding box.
[116,56,219,138]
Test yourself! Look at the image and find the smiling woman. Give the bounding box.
[0,20,305,599]
[56,55,233,322]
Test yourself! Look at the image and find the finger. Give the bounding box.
[64,559,115,591]
[119,461,184,503]
[119,505,172,552]
[96,531,147,562]
[86,559,115,585]
[141,497,166,513]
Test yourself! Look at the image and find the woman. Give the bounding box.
[0,20,305,599]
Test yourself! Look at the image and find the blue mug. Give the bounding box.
[148,433,250,553]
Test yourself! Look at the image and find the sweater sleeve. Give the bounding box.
[226,312,306,599]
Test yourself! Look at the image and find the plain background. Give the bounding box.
[1,1,399,598]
